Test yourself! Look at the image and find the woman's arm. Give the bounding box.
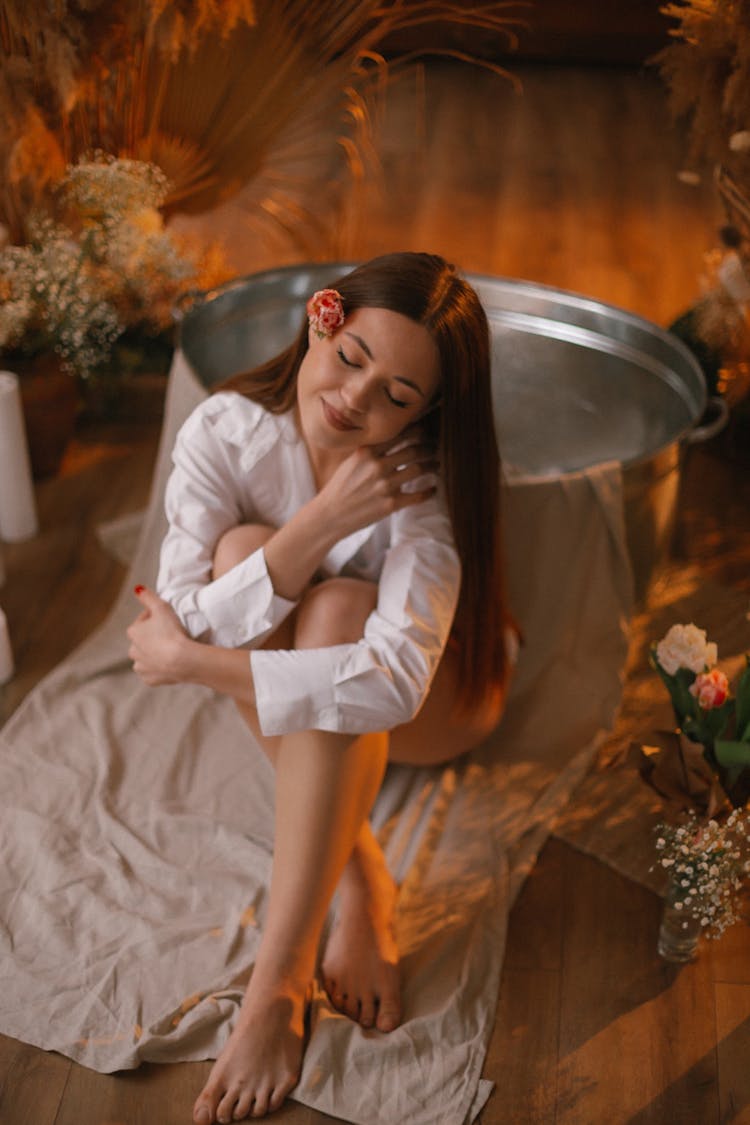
[157,395,437,643]
[250,492,461,737]
[127,586,257,705]
[263,438,437,599]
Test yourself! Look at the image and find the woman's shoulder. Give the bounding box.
[179,391,292,453]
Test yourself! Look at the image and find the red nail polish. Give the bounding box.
[134,584,144,595]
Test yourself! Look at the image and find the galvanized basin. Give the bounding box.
[177,264,719,601]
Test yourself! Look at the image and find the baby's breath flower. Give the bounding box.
[652,809,750,938]
[0,154,228,378]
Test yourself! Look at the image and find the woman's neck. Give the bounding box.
[293,405,350,491]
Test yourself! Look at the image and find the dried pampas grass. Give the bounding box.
[1,1,523,253]
[657,0,750,167]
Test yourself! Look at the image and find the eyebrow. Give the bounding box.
[344,331,426,398]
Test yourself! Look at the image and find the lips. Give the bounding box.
[321,397,361,432]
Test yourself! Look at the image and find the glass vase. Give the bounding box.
[657,881,702,962]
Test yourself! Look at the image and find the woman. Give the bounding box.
[127,251,514,1124]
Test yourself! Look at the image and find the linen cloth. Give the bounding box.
[0,349,634,1125]
[157,392,460,735]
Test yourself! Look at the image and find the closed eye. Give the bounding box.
[338,345,410,408]
[385,388,409,408]
[337,346,359,368]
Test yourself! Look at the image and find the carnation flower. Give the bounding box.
[690,668,730,710]
[655,623,718,675]
[307,288,345,339]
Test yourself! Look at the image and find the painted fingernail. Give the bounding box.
[134,584,145,595]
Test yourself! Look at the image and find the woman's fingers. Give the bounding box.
[377,442,435,472]
[125,585,188,685]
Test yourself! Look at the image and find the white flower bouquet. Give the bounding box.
[651,623,750,808]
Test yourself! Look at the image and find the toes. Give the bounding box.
[233,1090,253,1120]
[249,1087,271,1118]
[194,1104,212,1125]
[331,987,347,1013]
[194,1093,217,1124]
[216,1087,241,1124]
[268,1083,291,1113]
[376,999,402,1033]
[343,994,361,1022]
[359,993,377,1029]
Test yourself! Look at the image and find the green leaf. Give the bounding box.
[715,739,750,787]
[734,656,750,741]
[649,649,697,727]
[699,698,734,741]
[714,740,750,768]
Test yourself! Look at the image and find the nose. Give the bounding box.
[340,370,371,413]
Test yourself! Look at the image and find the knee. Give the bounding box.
[294,577,378,649]
[212,524,274,580]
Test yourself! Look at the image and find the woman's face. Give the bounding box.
[296,306,441,459]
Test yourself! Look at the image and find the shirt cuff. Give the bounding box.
[183,547,298,648]
[251,646,346,734]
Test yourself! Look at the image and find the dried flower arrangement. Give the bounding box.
[657,1,750,435]
[0,1,524,256]
[0,155,228,380]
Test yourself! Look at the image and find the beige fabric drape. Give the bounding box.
[0,351,633,1125]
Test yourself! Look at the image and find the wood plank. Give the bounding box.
[480,838,565,1122]
[556,846,720,1124]
[481,966,560,1124]
[710,919,750,987]
[0,1033,70,1125]
[503,837,565,974]
[54,1059,352,1125]
[715,985,750,1124]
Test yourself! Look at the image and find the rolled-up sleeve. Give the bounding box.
[250,496,461,735]
[157,402,297,648]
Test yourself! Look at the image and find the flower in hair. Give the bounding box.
[307,288,344,338]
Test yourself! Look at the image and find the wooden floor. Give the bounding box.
[2,60,750,1124]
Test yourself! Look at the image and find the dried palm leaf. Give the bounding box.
[0,0,524,251]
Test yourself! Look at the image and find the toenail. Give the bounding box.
[195,1109,211,1125]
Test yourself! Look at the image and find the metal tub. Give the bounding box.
[178,264,720,601]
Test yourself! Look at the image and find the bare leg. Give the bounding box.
[319,817,401,1031]
[194,726,389,1123]
[195,528,505,1121]
[194,531,392,1122]
[319,638,505,1033]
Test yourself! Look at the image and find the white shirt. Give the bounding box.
[157,392,461,737]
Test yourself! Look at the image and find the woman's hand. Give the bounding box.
[127,585,191,685]
[316,426,439,542]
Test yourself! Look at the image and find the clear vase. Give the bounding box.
[657,881,702,962]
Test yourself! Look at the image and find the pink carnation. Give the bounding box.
[689,668,730,710]
[306,288,344,338]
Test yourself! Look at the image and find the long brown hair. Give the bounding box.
[220,252,509,713]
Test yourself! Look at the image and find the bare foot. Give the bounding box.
[321,831,401,1032]
[193,980,305,1123]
